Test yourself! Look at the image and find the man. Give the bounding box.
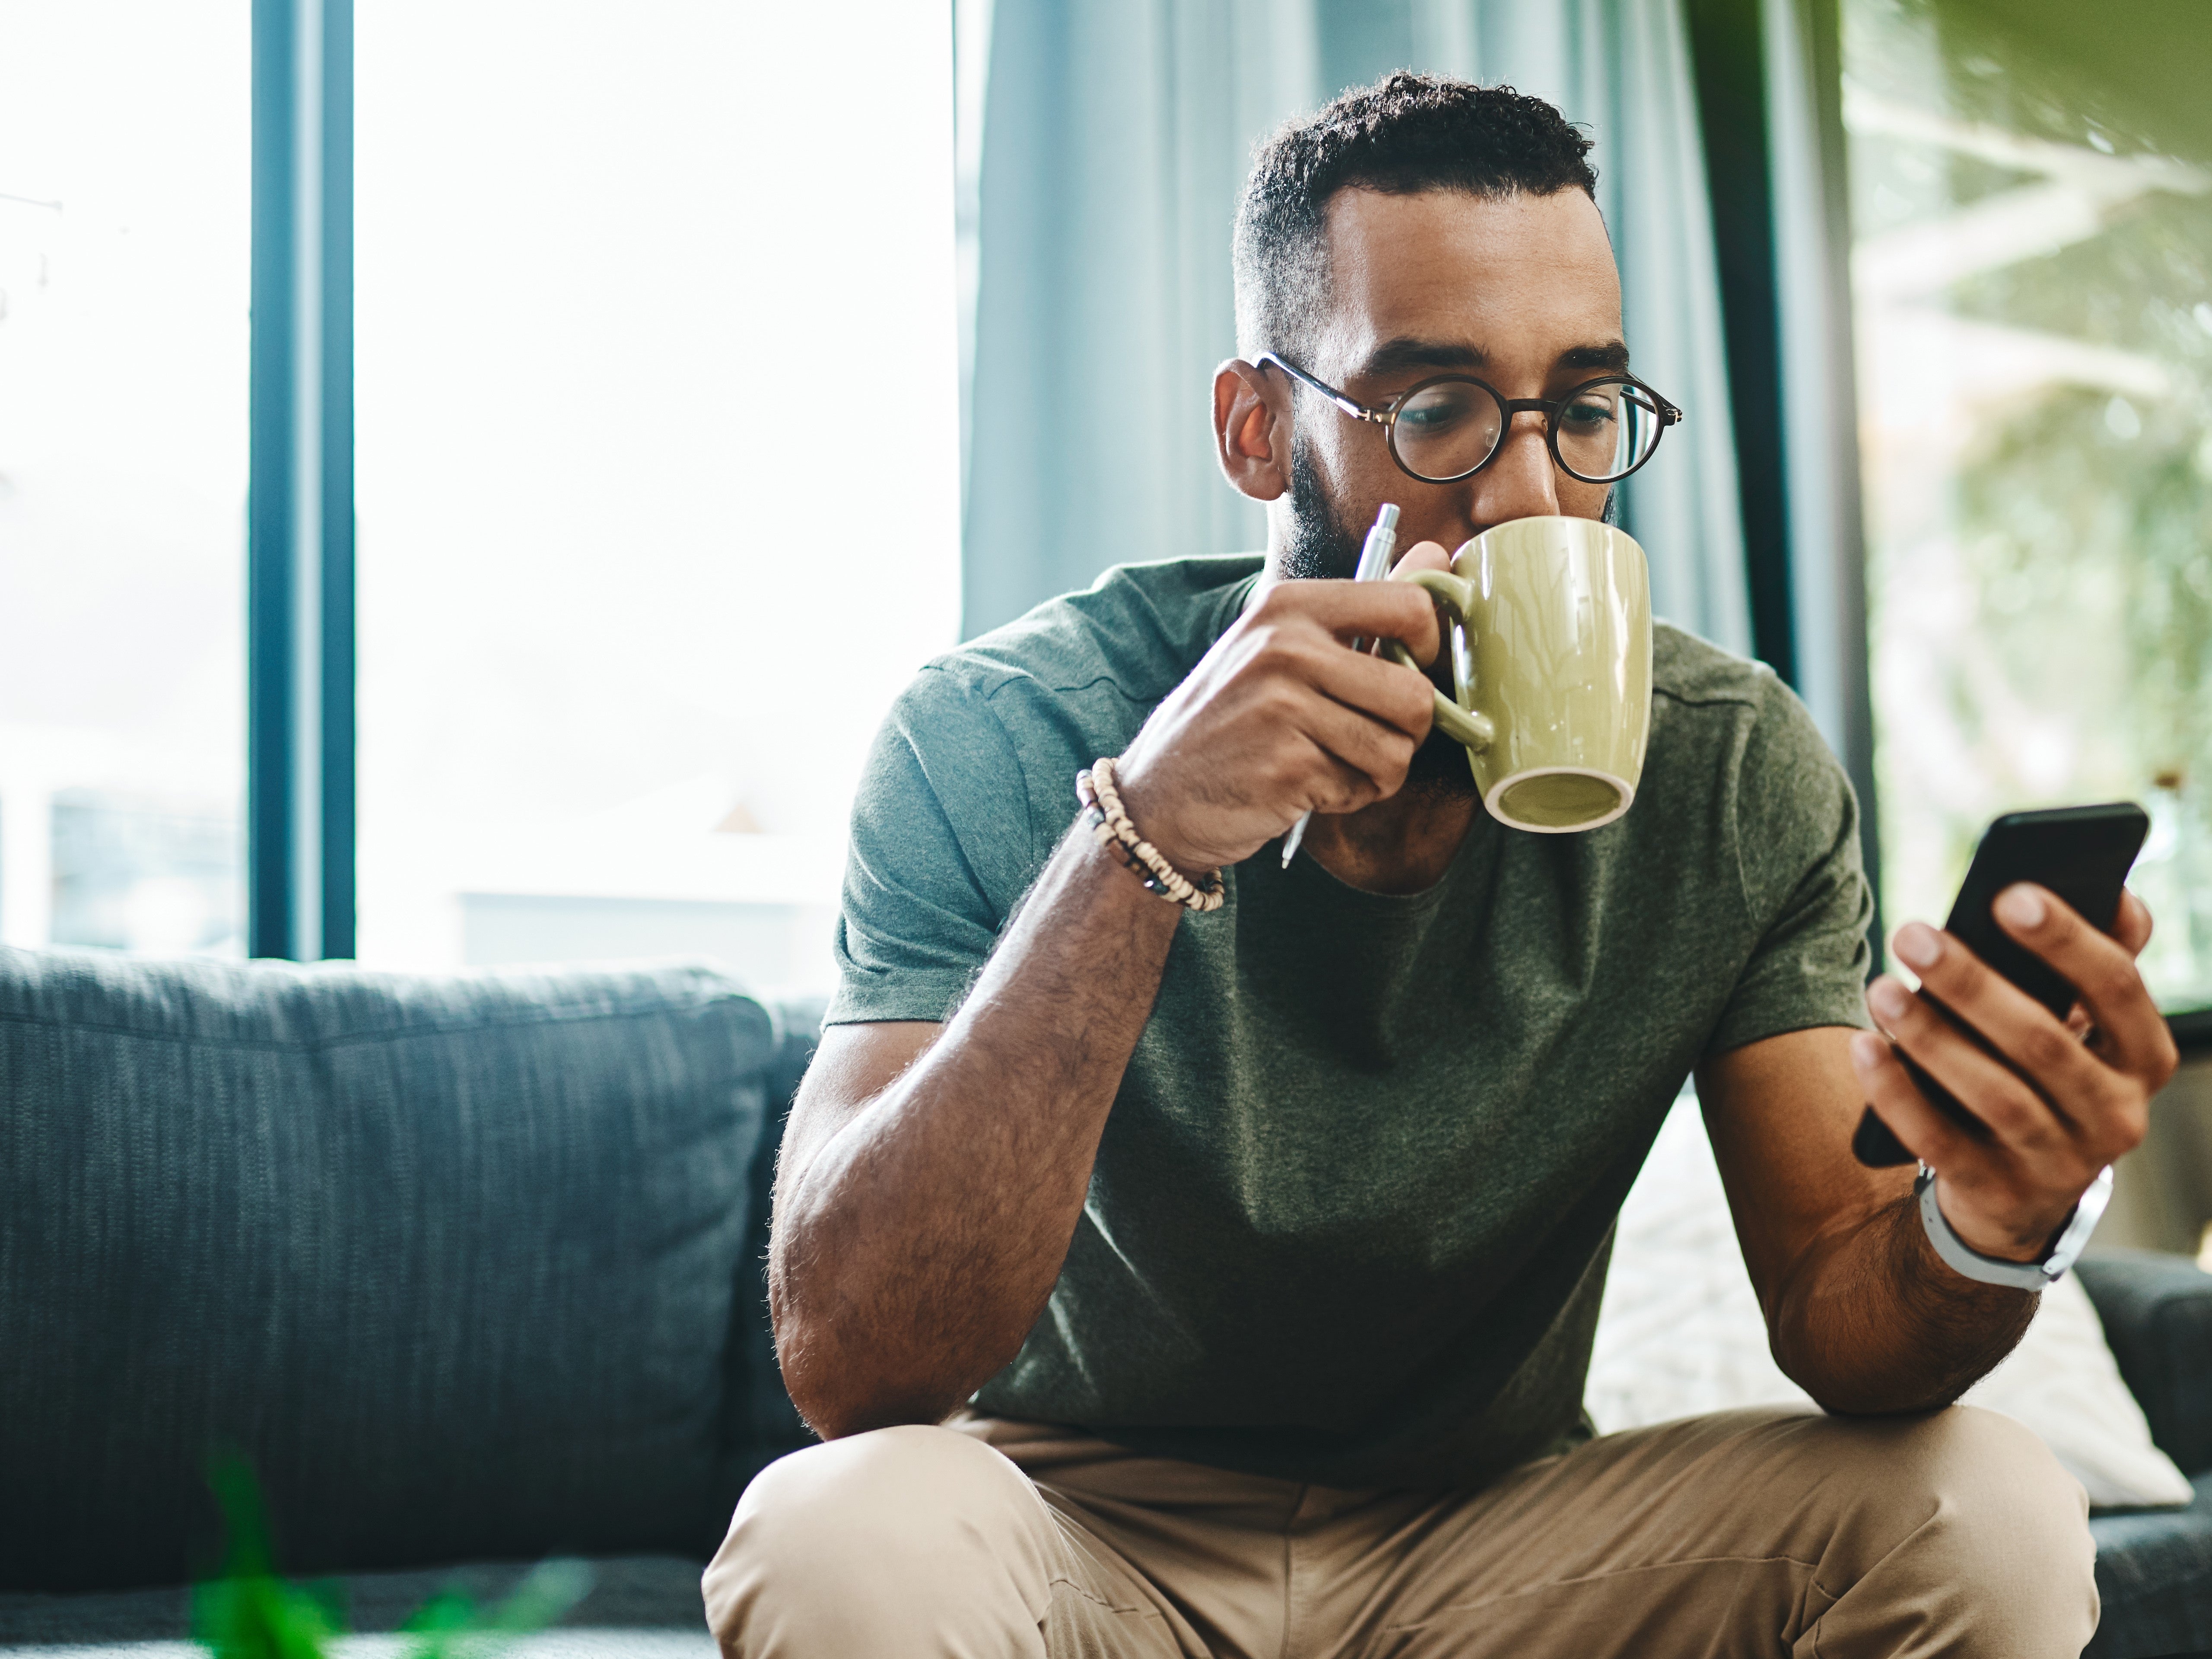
[705,75,2175,1657]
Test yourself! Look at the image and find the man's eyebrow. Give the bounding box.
[1351,337,1634,379]
[1355,337,1486,377]
[1562,340,1632,372]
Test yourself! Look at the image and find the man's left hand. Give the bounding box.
[1852,885,2179,1263]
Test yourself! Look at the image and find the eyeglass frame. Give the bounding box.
[1255,350,1685,486]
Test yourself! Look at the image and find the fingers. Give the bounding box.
[1994,884,2178,1085]
[1219,629,1427,808]
[1291,696,1416,811]
[1227,610,1433,737]
[1855,1017,2110,1262]
[1865,889,2175,1268]
[1258,577,1442,667]
[1865,971,2069,1154]
[1850,1030,1981,1170]
[1888,921,2117,1138]
[2115,887,2154,957]
[1389,538,1452,576]
[1305,640,1439,741]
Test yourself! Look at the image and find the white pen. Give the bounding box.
[1280,501,1400,869]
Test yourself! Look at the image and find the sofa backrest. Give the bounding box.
[0,947,791,1593]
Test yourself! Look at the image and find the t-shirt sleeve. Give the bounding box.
[1703,676,1875,1059]
[825,668,1043,1027]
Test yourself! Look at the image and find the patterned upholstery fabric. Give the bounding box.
[2081,1251,2212,1659]
[0,947,775,1593]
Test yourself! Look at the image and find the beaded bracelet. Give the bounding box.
[1074,757,1226,914]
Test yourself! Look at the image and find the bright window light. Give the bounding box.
[354,1,962,988]
[0,0,250,957]
[1844,0,2212,1013]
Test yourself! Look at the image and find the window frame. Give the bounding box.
[248,0,353,960]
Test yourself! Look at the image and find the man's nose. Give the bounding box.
[1471,413,1561,524]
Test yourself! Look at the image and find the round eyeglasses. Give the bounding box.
[1258,351,1683,486]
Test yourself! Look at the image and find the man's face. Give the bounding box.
[1274,186,1625,582]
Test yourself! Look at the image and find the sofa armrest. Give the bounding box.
[2077,1248,2212,1473]
[765,995,828,1117]
[723,995,826,1466]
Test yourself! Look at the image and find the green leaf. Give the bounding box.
[193,1458,591,1659]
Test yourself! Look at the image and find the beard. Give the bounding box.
[1279,432,1478,801]
[1278,433,1364,582]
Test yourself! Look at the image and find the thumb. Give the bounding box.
[2115,887,2154,958]
[1390,538,1452,577]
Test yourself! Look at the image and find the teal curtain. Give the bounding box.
[962,0,1752,658]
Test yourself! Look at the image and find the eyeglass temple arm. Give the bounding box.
[1257,352,1382,423]
[1598,383,1687,427]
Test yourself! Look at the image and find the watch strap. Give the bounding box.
[1915,1163,2114,1291]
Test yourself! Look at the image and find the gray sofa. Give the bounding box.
[1,945,2208,1657]
[0,947,817,1649]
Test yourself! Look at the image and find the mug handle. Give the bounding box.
[1384,569,1495,753]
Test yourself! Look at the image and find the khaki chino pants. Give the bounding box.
[704,1406,2097,1659]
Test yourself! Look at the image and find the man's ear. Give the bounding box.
[1213,359,1290,502]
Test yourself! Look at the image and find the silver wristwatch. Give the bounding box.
[1916,1163,2114,1291]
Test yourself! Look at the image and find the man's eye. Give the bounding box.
[1399,390,1474,429]
[1560,397,1617,430]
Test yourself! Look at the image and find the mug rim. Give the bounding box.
[1451,514,1638,572]
[1485,765,1637,835]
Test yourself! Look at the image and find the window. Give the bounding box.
[0,0,251,955]
[353,2,960,986]
[1845,0,2212,1013]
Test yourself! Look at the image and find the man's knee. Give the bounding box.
[1878,1404,2089,1551]
[702,1424,1057,1656]
[1821,1405,2096,1655]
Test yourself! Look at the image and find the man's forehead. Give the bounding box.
[1313,186,1622,374]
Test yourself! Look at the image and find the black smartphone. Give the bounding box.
[1852,801,2151,1169]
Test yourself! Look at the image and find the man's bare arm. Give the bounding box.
[769,578,1443,1440]
[1700,888,2174,1413]
[769,838,1177,1440]
[1697,1027,2032,1412]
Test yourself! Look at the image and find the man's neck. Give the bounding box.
[1301,786,1478,895]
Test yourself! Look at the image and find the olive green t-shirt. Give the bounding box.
[827,554,1873,1489]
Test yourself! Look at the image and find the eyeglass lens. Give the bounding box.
[1554,379,1663,482]
[1389,377,1663,484]
[1389,381,1506,485]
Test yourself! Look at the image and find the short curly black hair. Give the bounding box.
[1233,72,1599,359]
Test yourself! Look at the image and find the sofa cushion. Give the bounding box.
[0,947,774,1592]
[2088,1471,2212,1659]
[2080,1251,2212,1476]
[719,998,821,1469]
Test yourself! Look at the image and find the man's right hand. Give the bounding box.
[1113,575,1444,874]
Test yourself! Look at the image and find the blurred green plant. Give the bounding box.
[1952,386,2212,1004]
[1847,0,2212,1010]
[193,1456,591,1659]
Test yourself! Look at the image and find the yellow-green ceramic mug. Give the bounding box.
[1386,515,1652,833]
